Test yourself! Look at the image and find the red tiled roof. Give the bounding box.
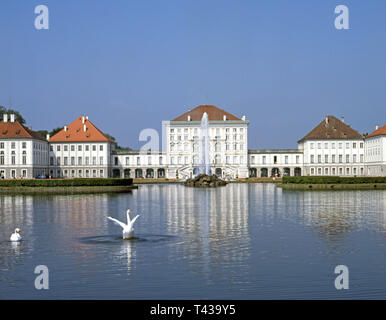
[367,124,386,138]
[298,116,363,142]
[50,116,113,143]
[172,105,241,121]
[0,120,46,141]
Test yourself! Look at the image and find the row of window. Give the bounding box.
[169,134,245,141]
[310,154,364,164]
[115,157,164,166]
[50,169,105,178]
[310,167,364,176]
[50,156,104,166]
[170,127,244,134]
[51,144,104,152]
[170,142,245,152]
[250,155,301,165]
[310,142,364,149]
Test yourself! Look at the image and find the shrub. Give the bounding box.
[0,178,133,188]
[282,176,386,184]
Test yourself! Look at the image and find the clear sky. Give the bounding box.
[1,0,385,149]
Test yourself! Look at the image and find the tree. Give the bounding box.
[105,133,132,151]
[0,106,26,124]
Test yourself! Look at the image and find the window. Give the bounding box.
[22,142,26,149]
[93,157,96,165]
[71,157,75,165]
[353,143,357,148]
[310,143,314,149]
[262,156,266,164]
[318,143,321,149]
[0,152,4,165]
[360,154,364,162]
[318,155,321,163]
[332,143,335,149]
[332,155,336,163]
[251,156,255,164]
[126,157,129,165]
[311,155,314,164]
[78,145,82,151]
[136,157,140,165]
[353,154,357,163]
[296,155,300,164]
[148,157,152,165]
[78,157,82,165]
[324,143,328,149]
[85,157,89,165]
[0,142,4,149]
[325,155,328,163]
[92,145,96,151]
[346,155,350,163]
[100,157,103,165]
[64,157,68,165]
[22,152,27,165]
[339,155,343,163]
[360,143,364,148]
[78,170,82,178]
[57,145,60,151]
[57,157,61,165]
[11,142,15,149]
[100,170,104,178]
[85,145,89,151]
[159,157,163,165]
[64,145,68,151]
[100,145,103,151]
[71,145,75,151]
[11,151,15,165]
[285,156,288,164]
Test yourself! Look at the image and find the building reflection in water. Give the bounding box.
[159,183,251,284]
[282,189,386,254]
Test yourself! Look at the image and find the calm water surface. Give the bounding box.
[0,183,385,299]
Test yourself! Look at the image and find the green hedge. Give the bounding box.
[282,176,386,184]
[0,178,133,187]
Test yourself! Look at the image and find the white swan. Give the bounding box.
[10,228,22,242]
[107,209,140,239]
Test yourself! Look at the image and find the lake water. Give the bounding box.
[0,183,385,299]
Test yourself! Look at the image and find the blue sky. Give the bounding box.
[0,0,385,149]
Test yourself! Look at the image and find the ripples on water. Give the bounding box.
[0,184,385,299]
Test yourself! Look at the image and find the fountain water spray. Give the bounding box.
[200,112,210,175]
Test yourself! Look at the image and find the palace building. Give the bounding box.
[0,114,49,179]
[0,105,385,178]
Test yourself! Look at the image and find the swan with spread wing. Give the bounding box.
[107,209,140,239]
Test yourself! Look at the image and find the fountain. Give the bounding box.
[200,112,210,175]
[183,112,227,187]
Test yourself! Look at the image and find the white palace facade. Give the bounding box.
[0,104,385,179]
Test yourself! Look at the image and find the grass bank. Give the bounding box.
[0,178,137,194]
[280,176,386,190]
[0,178,134,187]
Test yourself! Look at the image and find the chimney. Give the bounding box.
[242,115,246,121]
[10,114,15,122]
[86,116,88,120]
[64,126,67,132]
[83,124,87,132]
[3,114,8,122]
[376,124,379,130]
[187,115,191,121]
[82,116,85,124]
[341,116,345,123]
[223,115,227,121]
[46,134,50,141]
[325,116,329,124]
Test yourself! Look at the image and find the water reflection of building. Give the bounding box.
[282,190,386,242]
[163,184,250,279]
